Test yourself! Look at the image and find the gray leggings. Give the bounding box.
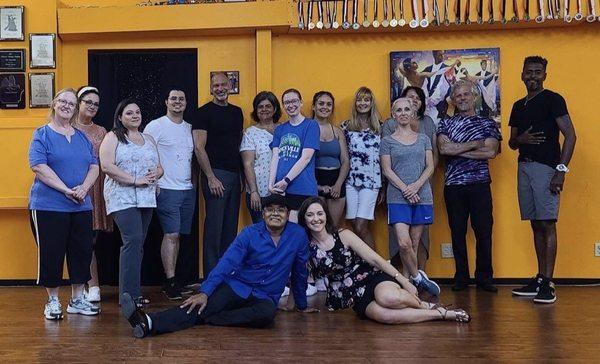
[113,207,153,301]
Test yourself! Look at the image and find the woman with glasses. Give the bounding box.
[28,88,100,320]
[100,99,163,307]
[73,86,113,303]
[240,91,282,223]
[268,88,320,223]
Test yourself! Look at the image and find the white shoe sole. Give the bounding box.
[512,291,538,297]
[533,297,556,304]
[67,306,100,315]
[44,313,63,320]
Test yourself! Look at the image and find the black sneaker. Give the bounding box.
[512,274,544,297]
[163,279,183,300]
[179,283,194,295]
[121,293,151,338]
[533,280,556,304]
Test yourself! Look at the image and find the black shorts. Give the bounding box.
[352,272,397,319]
[285,193,313,211]
[316,168,346,199]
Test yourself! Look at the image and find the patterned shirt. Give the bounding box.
[341,120,382,189]
[240,126,274,197]
[437,115,501,186]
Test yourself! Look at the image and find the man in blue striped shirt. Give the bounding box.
[437,79,501,293]
[121,194,315,338]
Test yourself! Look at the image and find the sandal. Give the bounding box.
[436,307,471,323]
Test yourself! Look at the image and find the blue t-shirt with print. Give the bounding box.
[28,125,98,212]
[271,118,320,196]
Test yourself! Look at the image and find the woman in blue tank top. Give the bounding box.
[312,91,349,227]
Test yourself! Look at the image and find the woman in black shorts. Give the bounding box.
[298,196,470,324]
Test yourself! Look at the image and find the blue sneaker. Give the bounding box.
[416,270,441,296]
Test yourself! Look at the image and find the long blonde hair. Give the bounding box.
[346,86,381,133]
[46,88,79,125]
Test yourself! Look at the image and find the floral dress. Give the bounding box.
[309,231,380,311]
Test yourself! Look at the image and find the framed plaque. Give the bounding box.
[0,6,24,41]
[29,72,54,108]
[209,70,240,95]
[0,73,25,109]
[0,49,25,72]
[29,33,55,69]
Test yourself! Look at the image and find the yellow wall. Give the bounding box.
[1,0,599,280]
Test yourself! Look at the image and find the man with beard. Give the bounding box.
[509,56,576,304]
[121,194,315,338]
[193,73,244,276]
[145,89,195,300]
[437,80,501,293]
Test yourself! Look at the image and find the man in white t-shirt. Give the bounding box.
[144,89,195,300]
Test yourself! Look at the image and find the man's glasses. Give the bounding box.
[81,99,100,108]
[264,206,288,214]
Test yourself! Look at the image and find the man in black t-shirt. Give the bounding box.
[192,72,244,277]
[508,56,577,305]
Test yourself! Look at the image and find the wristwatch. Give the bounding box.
[556,164,569,173]
[284,177,292,184]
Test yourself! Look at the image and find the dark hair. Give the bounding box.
[112,98,139,144]
[311,90,335,119]
[282,88,302,101]
[400,86,426,118]
[163,88,186,101]
[524,56,548,70]
[76,86,100,103]
[402,58,412,71]
[297,196,337,236]
[250,91,282,123]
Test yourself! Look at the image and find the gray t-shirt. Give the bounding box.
[380,134,433,205]
[381,115,436,144]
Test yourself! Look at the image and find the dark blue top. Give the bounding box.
[316,136,342,168]
[271,118,320,196]
[437,115,502,186]
[199,221,310,310]
[28,125,97,212]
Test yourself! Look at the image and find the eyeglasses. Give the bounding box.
[282,99,300,106]
[81,99,100,108]
[264,206,288,214]
[56,99,77,109]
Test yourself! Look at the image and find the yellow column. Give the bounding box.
[255,29,272,92]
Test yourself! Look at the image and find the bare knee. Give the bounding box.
[396,237,413,254]
[163,233,180,245]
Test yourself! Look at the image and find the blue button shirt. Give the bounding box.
[200,221,310,310]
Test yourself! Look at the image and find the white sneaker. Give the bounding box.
[281,286,290,297]
[44,297,63,320]
[84,286,101,303]
[315,278,327,292]
[306,284,318,297]
[67,297,101,316]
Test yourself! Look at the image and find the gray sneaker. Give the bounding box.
[44,297,63,320]
[67,297,101,316]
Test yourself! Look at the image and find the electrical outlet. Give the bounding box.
[595,243,600,257]
[441,243,454,259]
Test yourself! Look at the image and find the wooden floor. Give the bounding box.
[1,285,599,362]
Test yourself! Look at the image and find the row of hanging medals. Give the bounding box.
[296,0,600,29]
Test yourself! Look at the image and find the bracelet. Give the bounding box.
[284,177,291,184]
[394,272,400,279]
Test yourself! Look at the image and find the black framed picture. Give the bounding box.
[29,33,56,69]
[29,72,54,108]
[0,73,25,109]
[0,49,25,72]
[0,6,24,41]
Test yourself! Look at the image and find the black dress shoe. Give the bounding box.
[477,283,498,293]
[451,282,469,291]
[121,293,151,338]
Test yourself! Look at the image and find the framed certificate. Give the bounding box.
[0,49,25,72]
[29,33,56,69]
[0,6,24,41]
[0,73,25,109]
[29,72,54,108]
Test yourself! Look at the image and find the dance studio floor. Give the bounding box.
[0,286,598,362]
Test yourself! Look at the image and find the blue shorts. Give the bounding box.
[156,188,196,234]
[388,203,433,225]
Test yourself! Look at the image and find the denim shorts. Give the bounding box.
[388,203,433,225]
[156,188,196,234]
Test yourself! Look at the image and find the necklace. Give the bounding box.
[524,89,544,106]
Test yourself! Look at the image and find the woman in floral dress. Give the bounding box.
[298,196,470,324]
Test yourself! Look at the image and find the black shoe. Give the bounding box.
[476,283,498,293]
[512,274,544,297]
[179,283,194,295]
[533,279,556,304]
[451,281,469,291]
[121,293,150,338]
[163,279,183,300]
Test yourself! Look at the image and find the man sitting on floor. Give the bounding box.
[121,194,315,338]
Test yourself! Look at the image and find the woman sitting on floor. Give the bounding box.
[297,196,470,324]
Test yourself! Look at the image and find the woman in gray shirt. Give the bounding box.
[380,98,439,297]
